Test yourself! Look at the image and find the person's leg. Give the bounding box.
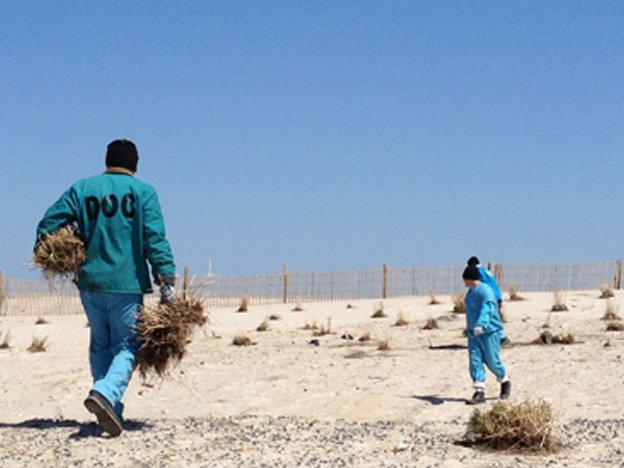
[482,332,507,380]
[467,336,486,404]
[80,291,112,382]
[92,293,142,418]
[482,332,511,399]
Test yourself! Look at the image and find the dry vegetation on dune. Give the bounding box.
[35,317,49,325]
[465,400,560,452]
[256,320,270,332]
[394,310,410,327]
[551,289,568,312]
[601,299,620,321]
[237,296,250,313]
[606,321,624,332]
[508,285,525,301]
[312,318,333,337]
[33,225,85,279]
[28,336,49,353]
[377,340,390,351]
[136,296,208,378]
[599,283,615,299]
[232,335,254,346]
[371,302,387,318]
[358,331,371,342]
[0,331,11,349]
[427,288,440,305]
[422,318,439,330]
[532,330,575,345]
[452,293,465,313]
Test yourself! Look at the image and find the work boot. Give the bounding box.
[500,381,512,400]
[466,390,486,405]
[84,390,123,437]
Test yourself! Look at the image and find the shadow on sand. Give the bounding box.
[0,418,152,439]
[411,395,468,405]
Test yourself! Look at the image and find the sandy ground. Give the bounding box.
[1,291,623,467]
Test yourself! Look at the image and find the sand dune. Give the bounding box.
[1,291,623,466]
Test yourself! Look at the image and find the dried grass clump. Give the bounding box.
[371,302,387,318]
[269,314,280,321]
[256,320,270,332]
[358,331,371,342]
[35,317,49,325]
[452,293,465,313]
[28,336,49,353]
[292,301,304,312]
[232,335,254,346]
[394,310,410,327]
[599,283,615,299]
[422,318,439,330]
[0,331,11,349]
[508,285,525,301]
[377,340,390,351]
[606,321,624,332]
[237,296,250,312]
[346,304,356,309]
[466,400,560,452]
[427,288,440,305]
[601,299,620,321]
[532,330,575,345]
[312,317,333,337]
[136,296,207,378]
[550,289,568,312]
[302,321,319,331]
[33,226,85,278]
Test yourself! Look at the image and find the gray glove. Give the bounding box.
[160,284,176,304]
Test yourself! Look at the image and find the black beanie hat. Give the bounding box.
[462,265,480,280]
[467,256,480,266]
[106,139,138,172]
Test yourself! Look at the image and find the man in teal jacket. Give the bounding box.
[462,265,511,405]
[35,139,176,436]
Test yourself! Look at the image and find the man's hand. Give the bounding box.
[160,284,176,304]
[473,326,484,337]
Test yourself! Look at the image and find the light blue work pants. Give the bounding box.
[467,331,507,386]
[80,291,142,418]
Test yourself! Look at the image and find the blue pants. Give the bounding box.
[80,291,142,418]
[468,332,507,387]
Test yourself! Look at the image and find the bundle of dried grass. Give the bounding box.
[33,226,85,279]
[358,331,371,342]
[136,296,207,378]
[371,302,387,318]
[377,340,390,351]
[466,400,560,452]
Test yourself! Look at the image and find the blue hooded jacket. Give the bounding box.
[35,172,175,294]
[477,265,503,302]
[465,283,504,335]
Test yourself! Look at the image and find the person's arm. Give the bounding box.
[143,189,176,286]
[34,187,79,249]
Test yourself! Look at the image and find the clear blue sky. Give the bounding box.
[2,1,623,278]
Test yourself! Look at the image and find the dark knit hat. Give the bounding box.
[467,256,480,266]
[106,139,138,172]
[462,265,480,280]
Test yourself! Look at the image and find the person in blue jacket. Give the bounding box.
[462,265,511,405]
[467,256,508,345]
[35,139,176,436]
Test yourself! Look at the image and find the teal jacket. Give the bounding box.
[35,172,175,294]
